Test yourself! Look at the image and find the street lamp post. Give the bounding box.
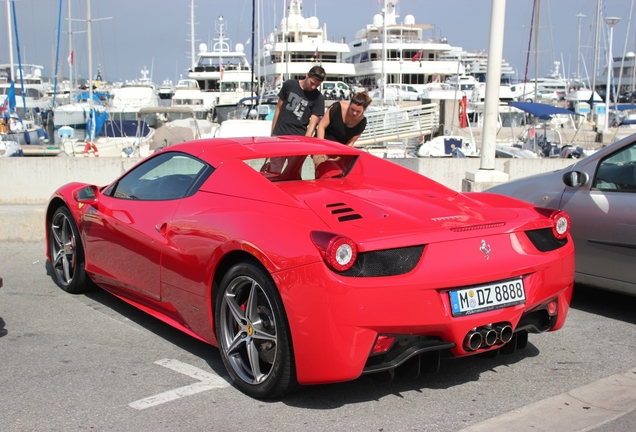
[604,16,620,132]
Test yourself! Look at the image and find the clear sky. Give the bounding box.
[0,0,633,84]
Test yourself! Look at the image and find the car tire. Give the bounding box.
[215,261,298,398]
[48,206,93,293]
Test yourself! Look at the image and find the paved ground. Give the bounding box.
[1,242,636,431]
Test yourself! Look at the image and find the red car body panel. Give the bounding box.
[46,137,575,387]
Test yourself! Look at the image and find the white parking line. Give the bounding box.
[129,359,230,410]
[459,368,636,432]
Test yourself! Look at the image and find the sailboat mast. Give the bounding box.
[251,0,255,98]
[68,0,73,102]
[284,0,289,80]
[87,0,94,140]
[533,0,540,101]
[590,0,600,97]
[576,12,586,81]
[5,0,14,81]
[190,0,195,71]
[381,0,387,106]
[52,0,63,108]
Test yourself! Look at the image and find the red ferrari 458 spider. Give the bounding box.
[46,136,575,398]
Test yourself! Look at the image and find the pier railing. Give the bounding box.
[356,102,439,147]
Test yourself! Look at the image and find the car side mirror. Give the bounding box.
[73,185,99,204]
[562,171,588,187]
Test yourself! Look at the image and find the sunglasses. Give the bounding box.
[309,71,326,81]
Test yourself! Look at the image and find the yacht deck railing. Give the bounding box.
[356,102,438,147]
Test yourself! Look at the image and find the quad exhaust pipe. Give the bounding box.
[464,323,513,351]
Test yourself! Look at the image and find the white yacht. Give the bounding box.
[171,79,210,120]
[188,15,255,108]
[158,79,175,100]
[260,0,355,89]
[440,47,516,101]
[343,0,462,92]
[0,64,52,114]
[514,61,586,101]
[108,67,160,126]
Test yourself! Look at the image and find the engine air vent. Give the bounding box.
[332,207,355,214]
[325,202,363,222]
[338,214,363,222]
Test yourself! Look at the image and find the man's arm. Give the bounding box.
[306,114,321,137]
[270,98,285,135]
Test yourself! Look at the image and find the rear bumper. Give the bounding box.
[274,239,574,385]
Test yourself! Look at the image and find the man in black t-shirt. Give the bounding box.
[271,66,326,137]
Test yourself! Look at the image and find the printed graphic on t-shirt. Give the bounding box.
[285,93,309,121]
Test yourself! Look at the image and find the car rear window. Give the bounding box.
[241,154,357,182]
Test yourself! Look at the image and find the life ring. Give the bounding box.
[83,141,99,157]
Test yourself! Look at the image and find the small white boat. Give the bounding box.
[53,94,107,129]
[0,138,21,157]
[417,135,480,157]
[158,79,174,100]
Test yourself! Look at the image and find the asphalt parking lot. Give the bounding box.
[1,242,636,431]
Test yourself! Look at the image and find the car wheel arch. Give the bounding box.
[46,199,82,257]
[211,251,273,317]
[46,198,69,226]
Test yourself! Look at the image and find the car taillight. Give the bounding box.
[310,231,358,272]
[550,210,571,240]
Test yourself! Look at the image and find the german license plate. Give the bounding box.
[449,279,526,317]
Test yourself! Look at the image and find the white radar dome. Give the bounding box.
[373,14,383,27]
[308,16,319,29]
[404,14,415,25]
[235,43,244,53]
[199,43,208,53]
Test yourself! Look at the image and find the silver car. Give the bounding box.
[486,134,636,296]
